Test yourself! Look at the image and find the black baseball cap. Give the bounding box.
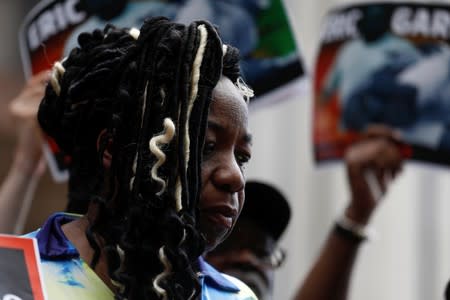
[240,181,291,241]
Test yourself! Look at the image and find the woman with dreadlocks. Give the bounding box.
[28,17,255,300]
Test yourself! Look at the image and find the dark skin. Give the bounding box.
[61,76,253,291]
[198,76,252,252]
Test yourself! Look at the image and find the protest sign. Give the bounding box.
[314,2,450,165]
[19,0,92,181]
[0,235,46,300]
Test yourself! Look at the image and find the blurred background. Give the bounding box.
[0,0,67,233]
[1,0,450,299]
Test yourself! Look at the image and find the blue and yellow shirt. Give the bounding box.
[27,213,257,300]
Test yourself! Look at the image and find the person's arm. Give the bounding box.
[0,124,45,233]
[0,71,49,234]
[294,126,404,300]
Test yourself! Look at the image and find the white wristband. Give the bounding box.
[335,214,376,242]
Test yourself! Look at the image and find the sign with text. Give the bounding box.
[19,0,92,182]
[0,235,47,300]
[314,2,450,166]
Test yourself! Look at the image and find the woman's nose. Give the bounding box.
[213,155,245,193]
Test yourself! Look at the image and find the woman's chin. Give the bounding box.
[202,232,228,253]
[200,221,232,253]
[203,237,220,253]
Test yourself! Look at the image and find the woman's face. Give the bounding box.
[199,76,252,252]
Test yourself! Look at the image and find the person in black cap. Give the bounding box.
[205,181,291,300]
[207,125,407,300]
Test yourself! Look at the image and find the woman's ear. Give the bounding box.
[97,129,113,169]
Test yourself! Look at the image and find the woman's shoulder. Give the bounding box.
[40,257,114,300]
[23,213,114,300]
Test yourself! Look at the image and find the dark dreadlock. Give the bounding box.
[37,17,242,300]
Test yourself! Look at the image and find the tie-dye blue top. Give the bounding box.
[25,213,257,300]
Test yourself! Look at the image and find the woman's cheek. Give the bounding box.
[238,190,245,213]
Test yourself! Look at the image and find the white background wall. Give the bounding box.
[246,0,450,299]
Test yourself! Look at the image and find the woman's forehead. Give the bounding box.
[210,77,248,125]
[213,76,247,102]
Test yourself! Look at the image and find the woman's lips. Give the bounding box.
[201,206,238,229]
[204,212,233,228]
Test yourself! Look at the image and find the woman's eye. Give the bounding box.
[203,141,216,156]
[236,153,251,168]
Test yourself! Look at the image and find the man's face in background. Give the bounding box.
[206,218,284,300]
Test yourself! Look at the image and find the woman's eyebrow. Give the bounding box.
[207,120,252,145]
[207,120,224,133]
